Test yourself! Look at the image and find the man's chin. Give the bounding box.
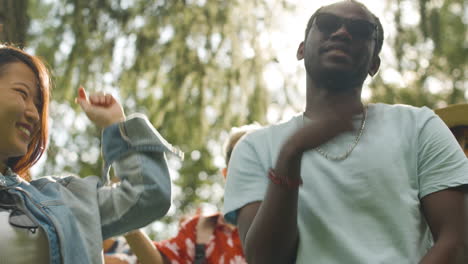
[319,68,363,90]
[305,60,365,89]
[322,61,354,74]
[321,66,354,80]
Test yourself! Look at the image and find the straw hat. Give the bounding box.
[434,104,468,128]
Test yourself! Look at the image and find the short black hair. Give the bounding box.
[304,0,384,58]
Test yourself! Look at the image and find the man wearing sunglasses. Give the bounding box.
[223,1,468,263]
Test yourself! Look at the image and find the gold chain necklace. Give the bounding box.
[302,105,368,161]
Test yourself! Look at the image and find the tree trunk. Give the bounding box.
[0,0,29,48]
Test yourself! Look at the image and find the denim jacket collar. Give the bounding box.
[0,167,22,188]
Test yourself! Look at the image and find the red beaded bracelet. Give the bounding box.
[268,168,303,189]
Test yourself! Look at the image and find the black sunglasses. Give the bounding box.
[315,13,377,39]
[0,191,39,233]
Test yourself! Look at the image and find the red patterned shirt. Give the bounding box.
[155,214,246,264]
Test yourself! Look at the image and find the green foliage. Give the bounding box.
[369,0,467,107]
[0,0,29,47]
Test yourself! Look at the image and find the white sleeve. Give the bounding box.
[417,110,468,198]
[223,133,269,224]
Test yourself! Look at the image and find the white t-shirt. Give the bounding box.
[223,103,468,263]
[0,209,49,263]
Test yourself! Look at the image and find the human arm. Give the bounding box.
[419,188,466,263]
[236,145,301,264]
[104,254,133,264]
[416,111,468,263]
[76,87,182,238]
[124,230,167,264]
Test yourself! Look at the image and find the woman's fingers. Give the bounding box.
[105,94,113,105]
[78,86,87,100]
[76,86,115,107]
[76,86,91,111]
[89,92,101,105]
[75,87,125,128]
[89,92,114,106]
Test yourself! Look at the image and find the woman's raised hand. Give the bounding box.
[75,86,126,129]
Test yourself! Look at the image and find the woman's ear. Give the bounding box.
[297,42,305,60]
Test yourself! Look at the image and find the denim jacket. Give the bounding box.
[0,114,182,264]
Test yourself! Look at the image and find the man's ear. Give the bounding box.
[297,42,305,60]
[368,56,381,76]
